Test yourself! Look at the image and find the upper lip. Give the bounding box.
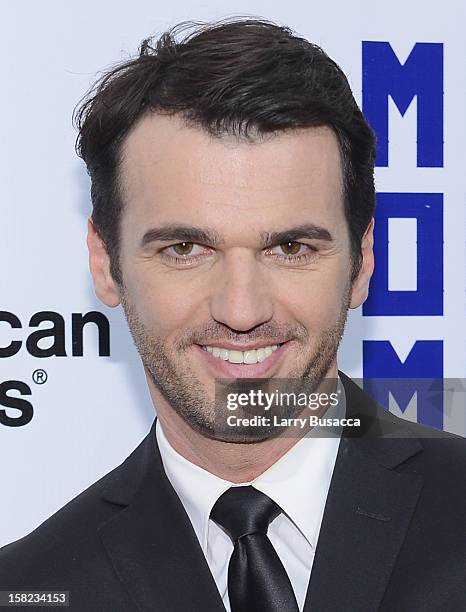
[198,340,289,351]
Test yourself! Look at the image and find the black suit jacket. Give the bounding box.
[1,372,466,611]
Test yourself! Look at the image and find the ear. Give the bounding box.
[349,218,374,309]
[87,217,121,307]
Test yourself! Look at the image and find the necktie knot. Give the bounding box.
[211,486,281,542]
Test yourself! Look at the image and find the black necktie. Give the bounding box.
[210,486,299,612]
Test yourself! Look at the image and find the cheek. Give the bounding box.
[273,264,350,327]
[124,267,207,338]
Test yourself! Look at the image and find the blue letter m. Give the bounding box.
[363,41,443,167]
[363,340,444,429]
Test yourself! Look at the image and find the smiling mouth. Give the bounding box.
[200,343,285,365]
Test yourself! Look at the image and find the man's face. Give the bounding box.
[89,114,373,441]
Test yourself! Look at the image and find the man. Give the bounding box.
[1,18,465,612]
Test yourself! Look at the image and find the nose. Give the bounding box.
[209,249,273,332]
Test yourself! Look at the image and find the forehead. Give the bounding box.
[119,113,345,243]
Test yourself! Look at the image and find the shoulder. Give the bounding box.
[339,370,466,473]
[395,418,466,486]
[0,467,119,588]
[0,426,155,589]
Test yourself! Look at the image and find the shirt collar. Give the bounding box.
[156,376,345,553]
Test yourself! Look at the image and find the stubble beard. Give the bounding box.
[119,284,351,443]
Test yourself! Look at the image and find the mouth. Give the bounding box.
[194,341,291,378]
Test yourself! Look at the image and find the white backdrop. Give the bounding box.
[1,0,465,546]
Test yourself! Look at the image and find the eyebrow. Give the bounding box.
[140,225,224,248]
[140,223,334,249]
[260,224,333,247]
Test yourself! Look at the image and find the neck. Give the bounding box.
[147,366,338,483]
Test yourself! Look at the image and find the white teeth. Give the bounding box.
[256,348,266,362]
[202,343,282,364]
[228,350,244,364]
[243,350,258,365]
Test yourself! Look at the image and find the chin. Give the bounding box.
[197,424,286,444]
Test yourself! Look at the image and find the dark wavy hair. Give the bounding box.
[74,18,376,286]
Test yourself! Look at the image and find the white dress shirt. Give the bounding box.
[156,379,345,611]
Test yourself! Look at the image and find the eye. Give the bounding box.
[267,241,317,259]
[160,241,212,265]
[278,241,304,255]
[170,242,196,256]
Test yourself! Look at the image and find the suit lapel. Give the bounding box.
[97,422,225,612]
[303,374,424,612]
